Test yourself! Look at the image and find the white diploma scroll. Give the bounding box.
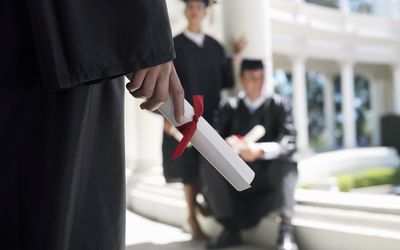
[158,96,255,191]
[243,125,266,143]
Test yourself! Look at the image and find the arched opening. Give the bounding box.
[307,71,327,151]
[333,74,373,148]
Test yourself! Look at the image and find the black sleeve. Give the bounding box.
[26,0,175,91]
[276,99,297,158]
[212,99,235,138]
[219,45,234,89]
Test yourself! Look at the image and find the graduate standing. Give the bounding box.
[201,60,299,250]
[1,1,184,250]
[161,0,237,240]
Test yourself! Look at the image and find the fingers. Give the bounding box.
[169,66,185,123]
[140,66,169,111]
[127,62,185,124]
[126,69,147,92]
[130,67,159,99]
[226,135,242,147]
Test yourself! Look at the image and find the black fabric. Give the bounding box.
[1,1,175,249]
[240,59,264,75]
[213,94,297,162]
[182,0,212,6]
[200,95,298,229]
[162,33,233,184]
[381,115,400,153]
[1,78,126,250]
[162,134,201,184]
[173,33,233,121]
[2,0,175,91]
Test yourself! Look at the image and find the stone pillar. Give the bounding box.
[124,84,164,174]
[390,0,399,20]
[222,0,274,94]
[340,61,357,148]
[323,75,336,149]
[370,78,384,146]
[393,64,400,115]
[292,56,310,152]
[339,0,350,14]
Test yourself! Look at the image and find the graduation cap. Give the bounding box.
[240,59,264,75]
[182,0,216,6]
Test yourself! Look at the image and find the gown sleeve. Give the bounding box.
[275,99,297,158]
[212,98,236,138]
[26,0,175,91]
[219,45,234,89]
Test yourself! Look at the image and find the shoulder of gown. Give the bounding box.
[27,0,176,91]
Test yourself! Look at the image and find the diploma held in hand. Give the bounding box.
[158,96,255,191]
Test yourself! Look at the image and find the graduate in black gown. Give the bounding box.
[161,0,237,240]
[201,60,299,250]
[1,1,185,250]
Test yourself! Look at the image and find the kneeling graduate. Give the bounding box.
[201,60,299,250]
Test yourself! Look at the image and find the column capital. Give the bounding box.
[290,54,307,64]
[338,59,355,68]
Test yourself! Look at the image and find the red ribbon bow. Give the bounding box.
[171,95,204,160]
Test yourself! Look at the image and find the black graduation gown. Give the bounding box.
[162,34,233,184]
[1,1,175,250]
[200,94,297,228]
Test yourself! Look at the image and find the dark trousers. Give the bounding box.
[200,159,298,230]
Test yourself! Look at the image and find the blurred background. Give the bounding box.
[124,0,400,249]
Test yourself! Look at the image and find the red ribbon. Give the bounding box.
[235,134,244,141]
[171,95,204,160]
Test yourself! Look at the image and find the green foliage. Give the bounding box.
[298,183,313,189]
[336,167,400,192]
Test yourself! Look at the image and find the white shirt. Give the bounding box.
[183,29,206,47]
[243,94,268,114]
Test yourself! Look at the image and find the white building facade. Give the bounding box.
[270,0,400,153]
[125,0,400,171]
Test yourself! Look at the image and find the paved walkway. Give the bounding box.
[125,210,268,250]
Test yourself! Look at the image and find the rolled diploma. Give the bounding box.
[243,125,266,143]
[158,96,255,191]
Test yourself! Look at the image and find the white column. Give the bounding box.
[339,0,350,14]
[222,0,274,95]
[370,79,384,146]
[390,0,400,20]
[340,61,357,148]
[124,91,164,174]
[393,64,400,115]
[323,75,336,149]
[292,56,310,152]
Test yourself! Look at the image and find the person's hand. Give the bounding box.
[238,141,264,163]
[232,36,247,54]
[164,119,192,148]
[225,135,244,154]
[126,61,185,123]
